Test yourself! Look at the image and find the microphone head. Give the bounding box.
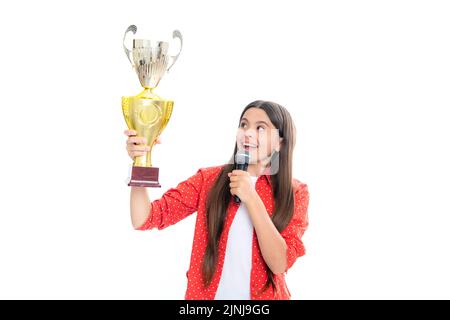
[235,149,250,165]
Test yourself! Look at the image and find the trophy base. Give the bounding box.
[128,166,161,188]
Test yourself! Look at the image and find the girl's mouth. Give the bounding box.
[243,142,258,151]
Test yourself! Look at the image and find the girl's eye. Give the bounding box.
[240,123,247,128]
[257,126,265,131]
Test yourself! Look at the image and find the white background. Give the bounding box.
[0,0,449,299]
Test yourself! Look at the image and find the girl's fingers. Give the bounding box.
[126,146,150,159]
[129,145,151,152]
[124,129,137,136]
[231,170,249,176]
[132,151,147,158]
[126,136,162,145]
[125,133,160,162]
[127,136,147,145]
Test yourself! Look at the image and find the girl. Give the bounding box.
[124,100,309,300]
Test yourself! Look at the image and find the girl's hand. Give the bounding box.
[228,170,257,204]
[124,129,161,161]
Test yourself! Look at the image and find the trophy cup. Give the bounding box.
[122,25,183,187]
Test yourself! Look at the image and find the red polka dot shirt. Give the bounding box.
[136,165,309,300]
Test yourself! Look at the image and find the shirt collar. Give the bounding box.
[258,166,273,187]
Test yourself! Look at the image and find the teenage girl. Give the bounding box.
[124,100,309,300]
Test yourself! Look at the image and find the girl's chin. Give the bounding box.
[247,153,272,165]
[246,149,259,158]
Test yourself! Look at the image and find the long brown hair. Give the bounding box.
[202,100,297,296]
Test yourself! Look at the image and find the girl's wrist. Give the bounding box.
[245,190,262,209]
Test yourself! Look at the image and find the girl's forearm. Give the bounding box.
[130,186,152,229]
[246,195,287,274]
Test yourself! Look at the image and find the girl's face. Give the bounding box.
[237,108,282,165]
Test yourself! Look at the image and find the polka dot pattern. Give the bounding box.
[136,165,309,300]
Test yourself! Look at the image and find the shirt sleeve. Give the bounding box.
[135,168,204,231]
[281,183,310,272]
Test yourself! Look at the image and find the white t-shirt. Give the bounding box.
[215,175,258,300]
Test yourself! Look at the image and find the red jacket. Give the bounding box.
[137,165,309,299]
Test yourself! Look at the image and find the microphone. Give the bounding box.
[233,149,250,203]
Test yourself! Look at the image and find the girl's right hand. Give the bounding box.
[124,129,161,161]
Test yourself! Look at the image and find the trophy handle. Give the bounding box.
[123,25,137,66]
[122,97,133,129]
[159,102,174,134]
[167,30,183,72]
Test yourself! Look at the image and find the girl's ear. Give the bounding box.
[275,137,283,152]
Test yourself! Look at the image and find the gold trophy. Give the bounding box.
[122,25,183,187]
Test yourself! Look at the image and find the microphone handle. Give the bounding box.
[233,162,249,203]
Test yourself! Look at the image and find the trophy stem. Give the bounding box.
[138,87,162,100]
[133,148,153,167]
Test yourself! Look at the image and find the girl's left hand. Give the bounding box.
[228,170,257,204]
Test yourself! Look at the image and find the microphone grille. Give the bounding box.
[235,150,250,165]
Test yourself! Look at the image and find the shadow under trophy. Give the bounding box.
[122,25,183,187]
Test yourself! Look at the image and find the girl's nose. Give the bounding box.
[244,129,256,138]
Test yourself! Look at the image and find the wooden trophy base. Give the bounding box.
[128,166,161,188]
